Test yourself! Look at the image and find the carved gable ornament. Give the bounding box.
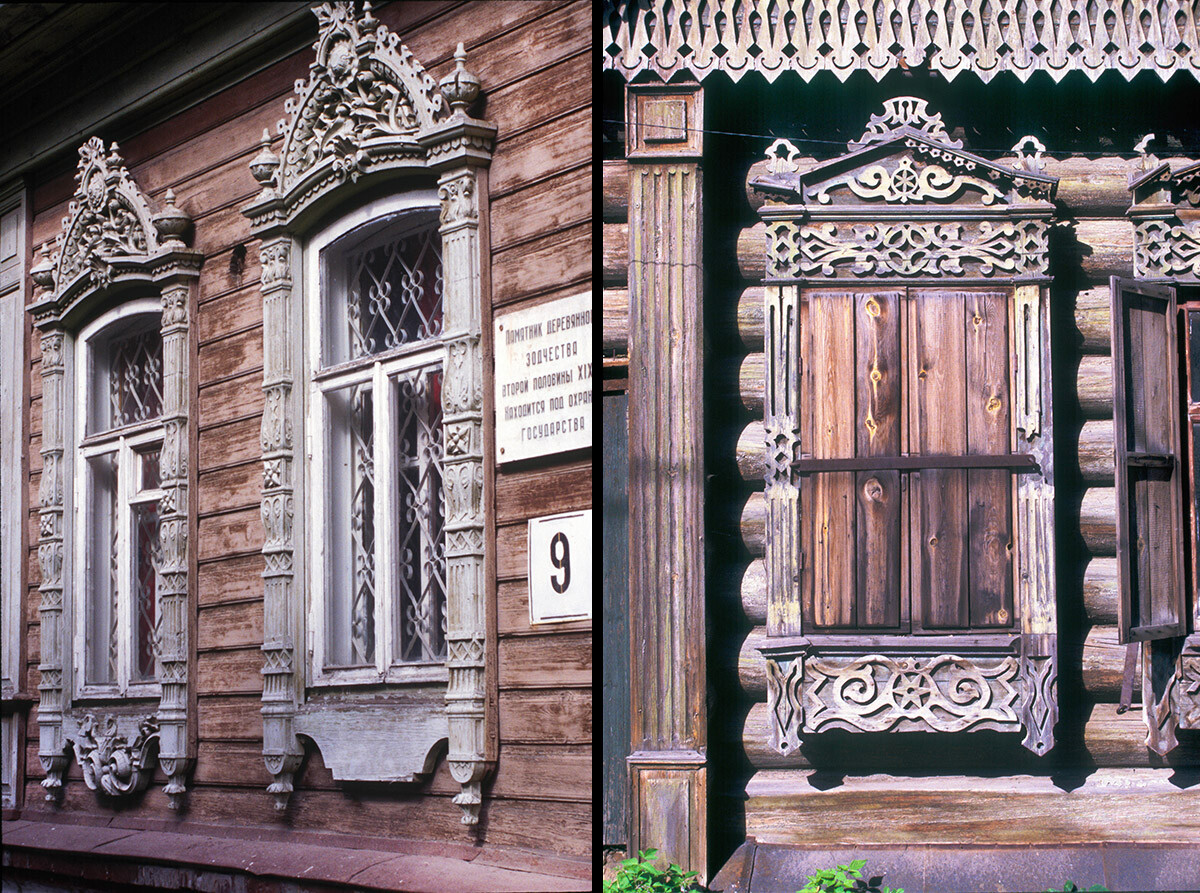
[245,0,491,231]
[752,97,1058,282]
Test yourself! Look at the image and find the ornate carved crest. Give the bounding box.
[752,98,1057,282]
[274,0,448,191]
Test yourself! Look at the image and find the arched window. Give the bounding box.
[306,195,447,682]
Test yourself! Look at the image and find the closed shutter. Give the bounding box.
[1110,277,1187,643]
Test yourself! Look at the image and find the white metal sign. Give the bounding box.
[528,510,592,625]
[495,291,592,463]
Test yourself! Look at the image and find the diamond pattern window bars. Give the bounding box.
[79,310,165,694]
[316,215,447,679]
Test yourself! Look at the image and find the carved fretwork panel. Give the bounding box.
[243,2,495,825]
[603,0,1200,84]
[756,99,1059,757]
[28,139,201,807]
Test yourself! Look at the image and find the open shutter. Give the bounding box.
[1110,277,1187,643]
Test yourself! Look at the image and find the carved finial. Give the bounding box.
[30,243,55,291]
[439,42,481,115]
[250,128,281,191]
[765,138,802,174]
[152,187,191,248]
[1011,136,1047,175]
[1134,133,1159,172]
[849,96,962,151]
[360,0,378,32]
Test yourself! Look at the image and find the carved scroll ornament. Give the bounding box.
[73,714,159,798]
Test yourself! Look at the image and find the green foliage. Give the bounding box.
[796,859,902,893]
[1047,884,1108,892]
[604,849,701,893]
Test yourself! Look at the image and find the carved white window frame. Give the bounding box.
[27,137,200,808]
[71,300,166,699]
[304,191,449,688]
[242,2,495,824]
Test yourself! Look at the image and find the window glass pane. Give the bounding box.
[90,321,163,434]
[137,445,161,490]
[393,368,445,663]
[85,453,118,684]
[326,381,375,666]
[323,214,442,366]
[130,501,160,682]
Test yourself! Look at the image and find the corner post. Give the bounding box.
[625,79,707,881]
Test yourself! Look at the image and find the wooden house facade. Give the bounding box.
[0,3,592,890]
[603,2,1200,890]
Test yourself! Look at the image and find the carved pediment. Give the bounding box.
[276,1,449,192]
[754,98,1056,210]
[28,137,199,327]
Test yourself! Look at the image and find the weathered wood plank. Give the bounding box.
[496,458,590,525]
[197,458,261,517]
[491,163,590,253]
[603,221,627,285]
[197,599,264,652]
[197,283,263,344]
[197,552,264,607]
[604,159,628,221]
[493,220,590,306]
[198,506,263,562]
[744,769,1200,846]
[498,631,590,689]
[804,292,856,629]
[497,579,590,636]
[196,647,263,695]
[491,106,589,198]
[603,287,627,351]
[198,415,262,472]
[855,291,901,628]
[964,291,1012,628]
[497,522,528,581]
[198,369,264,428]
[498,688,592,744]
[1083,557,1119,625]
[911,290,968,629]
[197,694,262,740]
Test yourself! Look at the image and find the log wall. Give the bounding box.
[601,145,1200,783]
[19,0,589,858]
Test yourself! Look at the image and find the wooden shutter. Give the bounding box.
[1111,277,1187,643]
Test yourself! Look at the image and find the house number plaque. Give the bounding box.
[495,290,592,463]
[528,510,592,624]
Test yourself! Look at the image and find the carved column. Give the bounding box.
[152,261,197,807]
[35,328,68,798]
[258,233,304,809]
[625,81,707,881]
[436,167,487,825]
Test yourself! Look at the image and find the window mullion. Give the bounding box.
[374,361,392,674]
[117,436,132,693]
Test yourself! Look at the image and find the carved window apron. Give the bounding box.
[753,98,1060,755]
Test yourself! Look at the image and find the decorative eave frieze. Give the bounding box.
[603,0,1200,84]
[754,98,1059,282]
